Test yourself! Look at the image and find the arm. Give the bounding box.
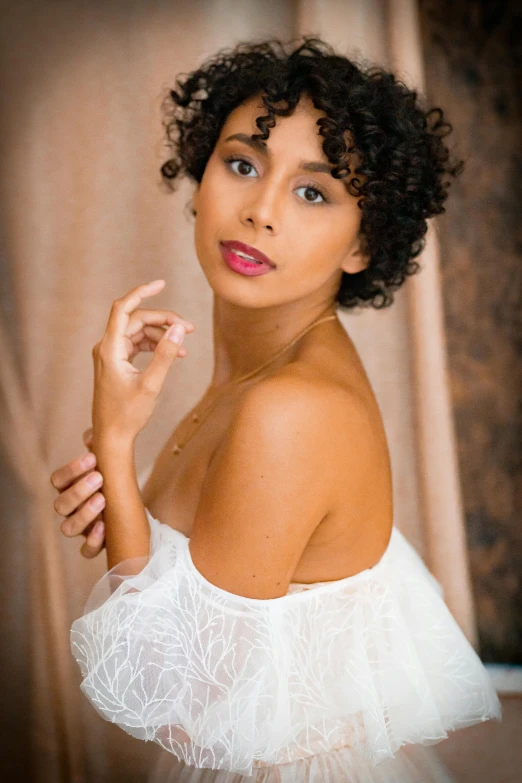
[87,279,194,571]
[188,373,345,598]
[92,433,150,571]
[71,373,350,773]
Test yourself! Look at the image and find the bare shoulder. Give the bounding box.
[235,365,361,430]
[226,365,380,483]
[187,370,375,600]
[258,359,379,436]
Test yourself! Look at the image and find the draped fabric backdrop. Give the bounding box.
[0,1,479,781]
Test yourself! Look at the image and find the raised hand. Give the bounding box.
[91,279,195,449]
[52,281,195,558]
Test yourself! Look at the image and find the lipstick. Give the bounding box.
[219,241,276,277]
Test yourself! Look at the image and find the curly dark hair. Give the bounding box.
[160,36,464,310]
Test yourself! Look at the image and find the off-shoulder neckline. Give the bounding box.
[145,507,398,606]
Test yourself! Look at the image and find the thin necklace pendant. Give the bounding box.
[172,412,201,454]
[170,310,337,455]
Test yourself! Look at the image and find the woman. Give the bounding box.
[52,37,501,782]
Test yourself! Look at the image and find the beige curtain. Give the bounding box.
[0,1,476,780]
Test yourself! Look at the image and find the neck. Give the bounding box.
[209,295,338,388]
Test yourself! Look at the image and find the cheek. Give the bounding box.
[194,196,218,245]
[315,211,362,260]
[289,219,348,270]
[279,247,340,292]
[195,181,230,234]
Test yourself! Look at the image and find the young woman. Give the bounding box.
[52,37,501,782]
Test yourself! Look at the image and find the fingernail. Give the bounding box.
[94,521,104,536]
[167,324,185,344]
[91,495,105,511]
[81,454,96,470]
[86,472,102,488]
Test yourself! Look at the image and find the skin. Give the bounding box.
[51,91,371,560]
[193,92,368,386]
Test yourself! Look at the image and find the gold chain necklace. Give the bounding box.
[171,308,338,454]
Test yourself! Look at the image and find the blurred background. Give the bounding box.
[0,1,520,781]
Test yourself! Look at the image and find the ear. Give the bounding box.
[340,236,370,274]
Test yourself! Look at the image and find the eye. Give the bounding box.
[225,156,257,177]
[295,184,329,205]
[224,155,330,205]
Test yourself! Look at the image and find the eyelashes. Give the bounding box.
[223,155,331,205]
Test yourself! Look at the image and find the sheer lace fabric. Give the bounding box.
[71,509,501,779]
[147,738,456,782]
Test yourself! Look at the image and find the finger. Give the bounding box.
[71,510,102,539]
[130,324,170,354]
[83,427,94,449]
[134,325,188,357]
[140,323,186,394]
[126,309,195,340]
[133,324,166,344]
[54,470,103,517]
[80,520,106,559]
[81,518,98,537]
[105,280,166,345]
[60,492,106,537]
[51,453,97,491]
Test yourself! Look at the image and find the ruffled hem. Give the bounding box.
[70,510,502,776]
[148,740,457,782]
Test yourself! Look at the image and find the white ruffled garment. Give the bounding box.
[71,509,501,782]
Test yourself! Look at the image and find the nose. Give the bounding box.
[243,215,273,231]
[239,182,280,233]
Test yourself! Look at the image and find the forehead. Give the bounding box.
[218,92,356,163]
[219,93,327,144]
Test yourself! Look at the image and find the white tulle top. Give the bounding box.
[70,508,501,778]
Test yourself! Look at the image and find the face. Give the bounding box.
[192,92,368,310]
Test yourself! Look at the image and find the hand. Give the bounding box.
[51,427,107,558]
[91,279,195,445]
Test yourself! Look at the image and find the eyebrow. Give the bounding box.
[224,132,339,177]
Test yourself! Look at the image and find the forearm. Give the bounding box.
[92,433,150,571]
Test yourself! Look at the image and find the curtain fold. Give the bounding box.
[0,317,86,781]
[386,0,477,644]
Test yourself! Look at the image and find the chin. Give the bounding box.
[209,280,277,310]
[197,252,275,306]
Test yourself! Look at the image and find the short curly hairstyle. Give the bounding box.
[160,36,464,310]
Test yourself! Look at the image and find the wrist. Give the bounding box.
[92,430,136,454]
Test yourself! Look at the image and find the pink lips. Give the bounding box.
[219,241,276,277]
